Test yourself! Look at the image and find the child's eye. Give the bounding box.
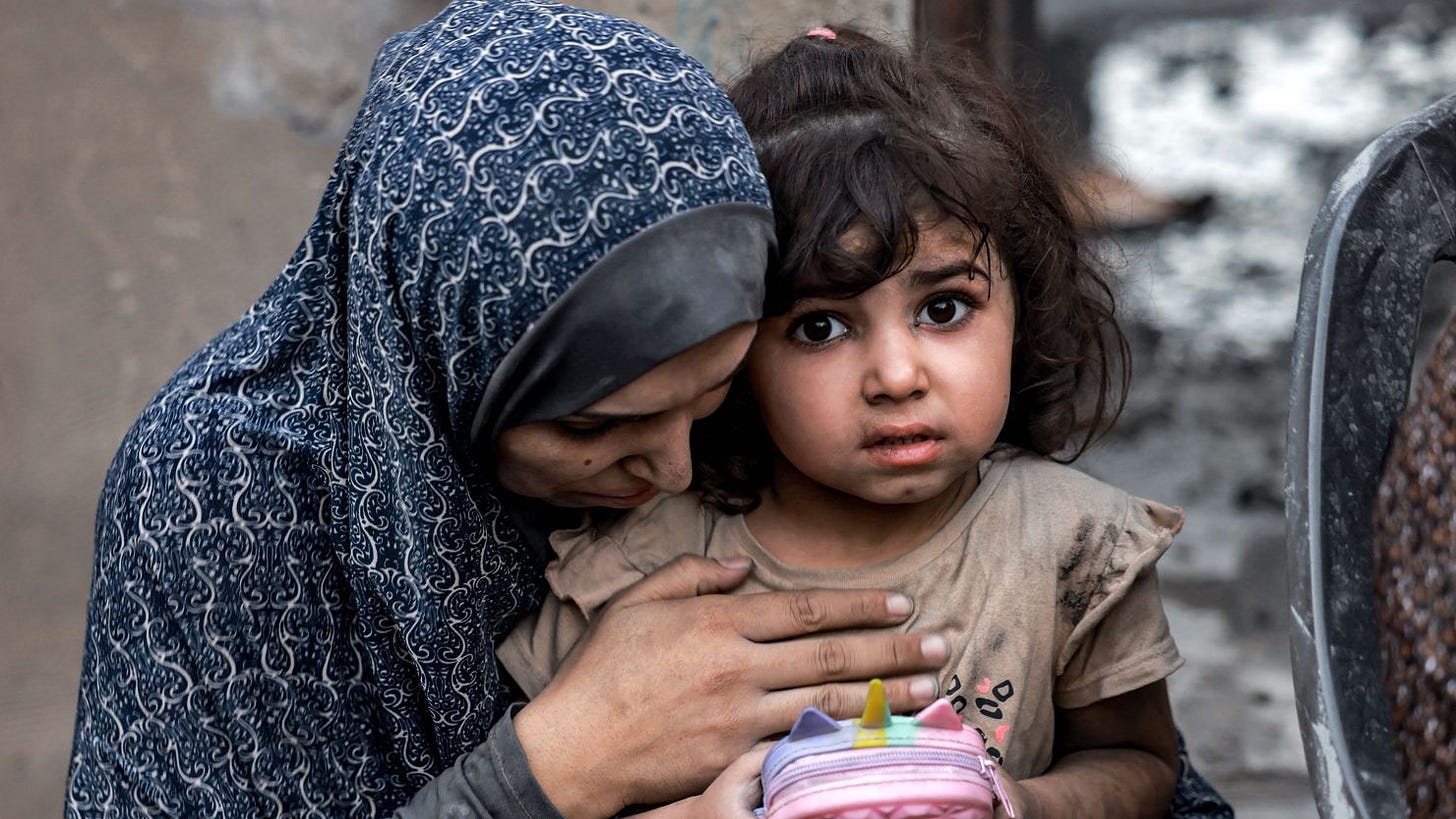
[789,313,850,344]
[915,296,972,327]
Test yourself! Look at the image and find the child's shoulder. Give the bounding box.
[542,492,725,612]
[549,490,721,566]
[992,445,1142,504]
[989,446,1183,540]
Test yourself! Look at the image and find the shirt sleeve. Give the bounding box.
[1054,567,1183,708]
[494,520,641,698]
[495,495,702,698]
[1053,497,1184,709]
[496,596,588,699]
[392,705,565,819]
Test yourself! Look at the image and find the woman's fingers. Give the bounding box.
[612,559,919,643]
[518,562,944,812]
[762,674,943,725]
[613,554,754,605]
[728,588,917,641]
[756,632,948,690]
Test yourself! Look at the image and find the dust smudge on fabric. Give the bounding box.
[1059,520,1121,625]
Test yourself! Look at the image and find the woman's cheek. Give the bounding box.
[497,427,590,497]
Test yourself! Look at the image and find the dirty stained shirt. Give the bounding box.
[499,448,1185,780]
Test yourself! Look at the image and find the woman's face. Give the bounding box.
[495,323,756,508]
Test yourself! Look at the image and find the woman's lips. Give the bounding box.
[592,485,660,509]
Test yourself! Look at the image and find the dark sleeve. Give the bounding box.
[394,705,565,819]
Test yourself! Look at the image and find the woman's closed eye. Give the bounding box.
[789,312,850,345]
[556,418,619,438]
[914,294,976,329]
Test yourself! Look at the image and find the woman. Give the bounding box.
[65,3,943,816]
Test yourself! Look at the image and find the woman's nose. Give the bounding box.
[863,328,929,404]
[619,411,693,493]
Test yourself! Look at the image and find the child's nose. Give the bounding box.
[862,330,929,403]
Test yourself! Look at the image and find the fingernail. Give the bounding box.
[719,555,752,570]
[886,594,913,616]
[921,634,949,662]
[910,675,939,701]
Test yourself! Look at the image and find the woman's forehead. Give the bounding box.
[575,324,754,418]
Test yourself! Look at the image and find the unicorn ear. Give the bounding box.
[859,678,891,729]
[912,698,962,731]
[787,707,841,741]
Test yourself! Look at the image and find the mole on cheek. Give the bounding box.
[583,459,593,466]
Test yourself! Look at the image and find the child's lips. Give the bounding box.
[862,424,944,467]
[862,423,940,448]
[866,438,944,467]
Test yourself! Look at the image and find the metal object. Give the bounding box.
[1287,91,1456,819]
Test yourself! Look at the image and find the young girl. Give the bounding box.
[500,28,1187,818]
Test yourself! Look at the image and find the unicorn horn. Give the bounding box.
[860,678,891,728]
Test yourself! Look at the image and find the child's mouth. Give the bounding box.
[866,438,943,467]
[873,433,934,446]
[863,424,940,448]
[863,425,944,466]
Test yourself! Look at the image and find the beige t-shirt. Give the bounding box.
[498,449,1184,779]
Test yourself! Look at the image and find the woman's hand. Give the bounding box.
[514,554,947,818]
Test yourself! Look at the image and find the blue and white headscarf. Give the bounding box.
[66,2,772,814]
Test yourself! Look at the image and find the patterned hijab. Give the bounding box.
[66,2,772,814]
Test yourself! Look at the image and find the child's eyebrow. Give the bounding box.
[566,368,742,422]
[906,262,989,289]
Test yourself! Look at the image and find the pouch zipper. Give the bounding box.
[766,748,990,794]
[763,747,1014,816]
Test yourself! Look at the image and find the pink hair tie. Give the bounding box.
[805,26,836,40]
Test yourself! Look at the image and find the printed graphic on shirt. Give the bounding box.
[946,673,1015,765]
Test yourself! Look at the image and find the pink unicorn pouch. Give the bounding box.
[759,680,1013,819]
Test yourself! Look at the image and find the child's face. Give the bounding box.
[747,219,1014,506]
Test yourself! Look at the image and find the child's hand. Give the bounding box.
[994,771,1034,819]
[636,744,771,819]
[695,743,772,817]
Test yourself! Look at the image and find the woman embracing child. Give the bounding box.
[500,27,1201,819]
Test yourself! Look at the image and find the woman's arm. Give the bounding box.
[997,681,1180,819]
[393,705,563,818]
[514,555,947,818]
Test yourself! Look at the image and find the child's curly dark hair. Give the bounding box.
[692,27,1129,514]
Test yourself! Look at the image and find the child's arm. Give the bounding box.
[997,680,1179,819]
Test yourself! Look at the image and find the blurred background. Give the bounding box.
[4,0,1455,816]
